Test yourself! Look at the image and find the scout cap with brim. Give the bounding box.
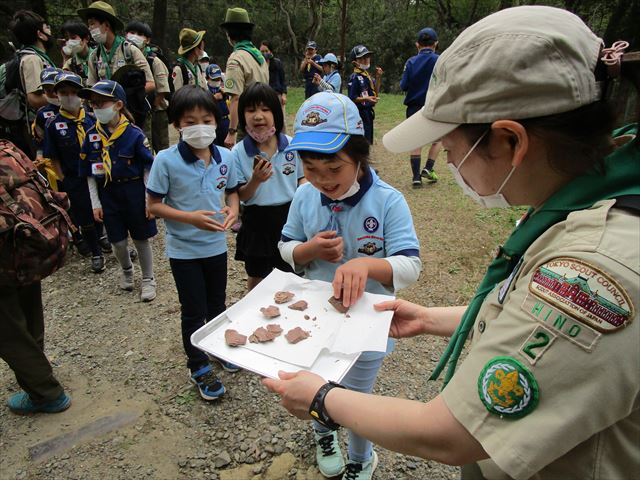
[79,80,127,106]
[383,5,604,153]
[285,92,364,154]
[53,72,84,91]
[220,7,254,29]
[39,67,63,88]
[77,1,124,32]
[178,28,206,55]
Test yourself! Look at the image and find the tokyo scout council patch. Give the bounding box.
[529,257,634,333]
[478,356,539,418]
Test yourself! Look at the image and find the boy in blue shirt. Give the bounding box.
[205,64,230,147]
[147,85,241,401]
[300,41,323,99]
[400,27,442,186]
[347,45,383,144]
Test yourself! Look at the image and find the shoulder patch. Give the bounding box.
[529,257,634,333]
[224,78,234,89]
[478,356,539,418]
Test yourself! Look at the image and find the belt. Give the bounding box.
[111,176,142,184]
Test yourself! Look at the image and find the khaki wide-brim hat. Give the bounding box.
[220,7,254,29]
[178,28,206,55]
[77,1,123,32]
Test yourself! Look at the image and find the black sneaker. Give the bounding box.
[189,365,226,401]
[75,239,92,257]
[98,235,112,253]
[91,255,106,273]
[412,176,422,187]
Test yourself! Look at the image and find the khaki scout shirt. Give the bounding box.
[150,56,170,111]
[442,200,640,480]
[20,53,51,94]
[170,63,207,92]
[224,49,269,96]
[87,41,154,86]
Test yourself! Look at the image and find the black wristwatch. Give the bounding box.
[228,127,238,134]
[309,381,345,430]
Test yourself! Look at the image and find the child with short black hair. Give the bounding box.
[147,85,241,401]
[205,64,230,147]
[232,82,304,291]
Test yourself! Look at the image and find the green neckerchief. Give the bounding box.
[432,124,640,387]
[97,35,124,80]
[74,48,92,78]
[26,45,55,68]
[177,56,200,86]
[233,40,265,65]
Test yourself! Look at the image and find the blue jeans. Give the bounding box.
[313,352,386,463]
[169,253,227,371]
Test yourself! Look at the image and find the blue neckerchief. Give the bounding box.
[177,140,222,165]
[242,133,289,157]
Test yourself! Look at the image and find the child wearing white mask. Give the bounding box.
[146,85,241,402]
[61,21,92,80]
[79,80,158,302]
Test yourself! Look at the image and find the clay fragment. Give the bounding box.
[260,305,281,318]
[249,327,278,343]
[328,295,349,313]
[225,329,247,346]
[288,300,308,311]
[265,324,283,336]
[274,291,295,304]
[285,326,311,344]
[304,314,310,320]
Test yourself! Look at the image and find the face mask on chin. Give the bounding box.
[336,162,361,201]
[245,125,276,144]
[181,124,217,149]
[356,62,370,70]
[447,131,516,208]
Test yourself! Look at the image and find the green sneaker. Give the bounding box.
[314,430,345,477]
[343,451,379,480]
[7,391,71,415]
[421,168,439,182]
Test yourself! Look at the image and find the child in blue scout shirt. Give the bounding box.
[32,68,63,188]
[146,85,241,401]
[43,72,110,273]
[313,53,341,93]
[278,92,421,480]
[205,64,230,147]
[232,82,304,291]
[78,80,158,302]
[347,45,383,144]
[300,41,323,99]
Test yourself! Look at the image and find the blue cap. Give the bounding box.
[79,80,127,106]
[40,67,64,87]
[53,72,84,90]
[306,41,318,50]
[206,63,222,80]
[417,27,438,44]
[319,53,338,65]
[286,92,364,154]
[349,45,373,61]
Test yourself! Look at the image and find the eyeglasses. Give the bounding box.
[89,99,115,109]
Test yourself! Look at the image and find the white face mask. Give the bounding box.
[208,80,222,89]
[90,27,107,45]
[94,105,118,124]
[336,162,361,200]
[58,95,82,112]
[63,39,83,56]
[181,124,217,149]
[200,62,210,71]
[356,62,370,70]
[126,33,145,49]
[45,95,60,106]
[447,131,516,208]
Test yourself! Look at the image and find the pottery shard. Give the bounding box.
[265,324,283,336]
[285,326,311,344]
[274,291,295,304]
[288,300,308,311]
[249,327,278,343]
[225,329,247,346]
[260,305,281,318]
[328,295,349,313]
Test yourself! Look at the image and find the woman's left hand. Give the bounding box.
[262,371,327,419]
[333,258,368,308]
[145,206,155,220]
[220,206,237,230]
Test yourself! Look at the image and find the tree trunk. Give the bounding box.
[152,0,168,52]
[339,0,348,63]
[279,0,298,53]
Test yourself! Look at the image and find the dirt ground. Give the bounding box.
[0,96,520,480]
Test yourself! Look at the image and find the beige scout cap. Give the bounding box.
[383,6,604,153]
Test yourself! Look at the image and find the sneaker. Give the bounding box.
[91,255,105,273]
[140,277,157,302]
[7,391,71,415]
[189,365,225,401]
[211,356,241,373]
[412,176,422,187]
[98,235,112,254]
[74,239,92,257]
[343,451,379,480]
[421,168,438,182]
[314,430,345,477]
[120,266,134,291]
[129,247,138,261]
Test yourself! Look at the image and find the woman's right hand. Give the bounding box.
[189,210,225,232]
[310,230,343,263]
[374,299,430,338]
[93,208,103,222]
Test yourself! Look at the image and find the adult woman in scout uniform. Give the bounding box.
[172,28,208,92]
[264,6,640,480]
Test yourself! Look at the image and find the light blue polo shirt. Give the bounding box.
[323,71,342,93]
[146,141,239,260]
[281,167,420,296]
[232,134,304,206]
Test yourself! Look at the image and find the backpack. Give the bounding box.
[144,45,171,105]
[0,140,74,285]
[0,48,33,124]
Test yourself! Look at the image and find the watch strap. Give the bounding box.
[309,381,345,430]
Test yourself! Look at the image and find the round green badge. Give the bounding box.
[224,78,234,89]
[478,356,539,418]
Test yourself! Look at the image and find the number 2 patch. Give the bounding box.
[518,325,556,365]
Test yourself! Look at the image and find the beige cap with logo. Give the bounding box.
[383,6,604,152]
